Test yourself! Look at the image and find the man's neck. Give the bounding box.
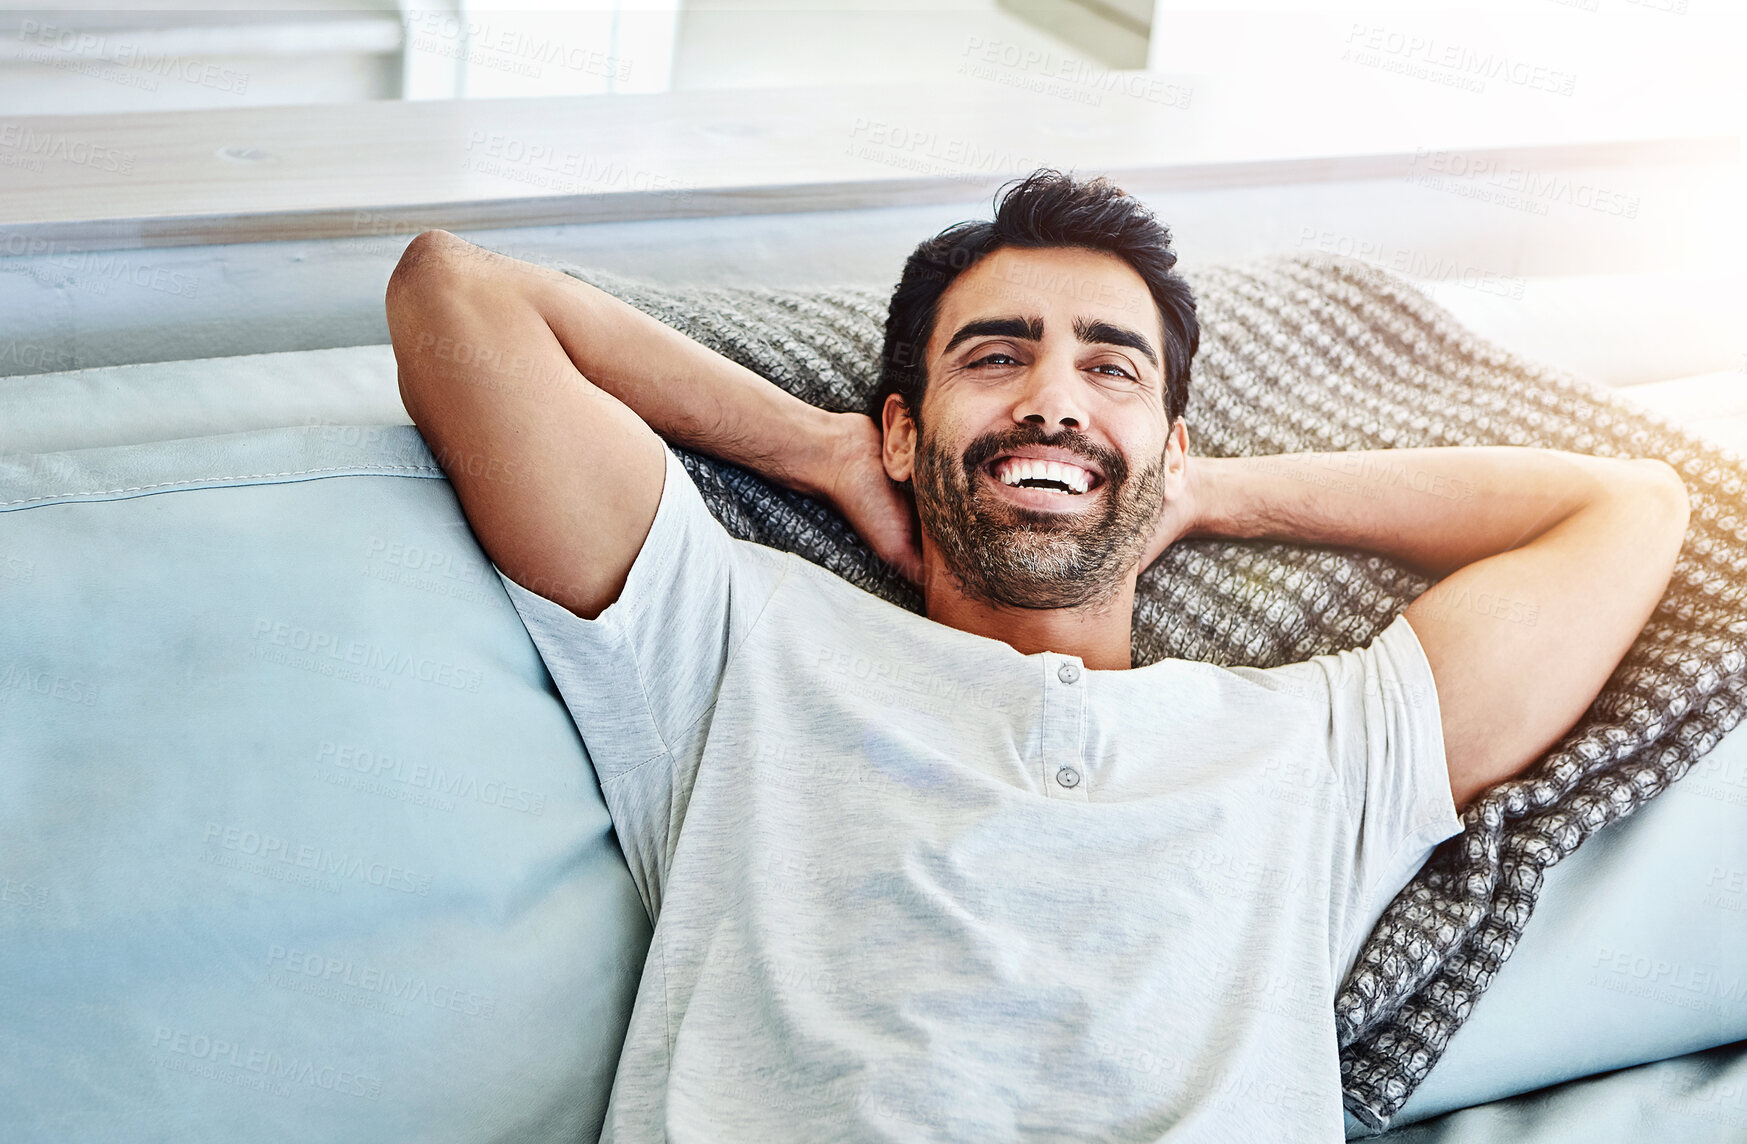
[923,566,1138,671]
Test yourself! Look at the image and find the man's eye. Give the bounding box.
[966,354,1134,379]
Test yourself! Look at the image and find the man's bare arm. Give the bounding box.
[386,231,922,603]
[1185,447,1691,811]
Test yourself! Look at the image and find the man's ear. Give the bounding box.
[881,392,918,484]
[1162,417,1190,494]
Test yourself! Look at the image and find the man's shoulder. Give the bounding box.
[1209,615,1427,706]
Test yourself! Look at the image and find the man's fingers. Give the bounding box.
[877,526,922,588]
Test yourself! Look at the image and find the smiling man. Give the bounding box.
[875,237,1188,665]
[385,170,1689,1142]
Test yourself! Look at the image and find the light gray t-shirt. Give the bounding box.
[495,441,1465,1143]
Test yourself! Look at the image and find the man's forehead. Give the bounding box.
[947,247,1153,314]
[931,252,1164,364]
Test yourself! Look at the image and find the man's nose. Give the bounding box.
[1013,354,1089,430]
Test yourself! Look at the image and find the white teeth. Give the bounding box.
[993,457,1092,493]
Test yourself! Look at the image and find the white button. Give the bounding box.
[1057,662,1080,684]
[1056,767,1081,788]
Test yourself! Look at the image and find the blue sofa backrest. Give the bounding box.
[0,423,650,1143]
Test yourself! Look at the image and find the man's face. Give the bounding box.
[882,245,1184,611]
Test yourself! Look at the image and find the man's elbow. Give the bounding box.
[386,231,476,416]
[1602,458,1691,595]
[1627,457,1691,541]
[387,230,469,307]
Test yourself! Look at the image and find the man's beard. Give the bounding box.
[911,418,1167,611]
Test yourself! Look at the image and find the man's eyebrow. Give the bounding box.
[940,315,1160,372]
[1074,317,1158,369]
[941,316,1044,356]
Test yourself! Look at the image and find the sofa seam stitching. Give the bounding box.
[0,463,445,507]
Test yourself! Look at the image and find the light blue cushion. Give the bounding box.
[1364,722,1747,1133]
[1374,1040,1747,1143]
[0,423,650,1143]
[0,344,406,455]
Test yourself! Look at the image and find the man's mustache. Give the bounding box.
[960,426,1130,489]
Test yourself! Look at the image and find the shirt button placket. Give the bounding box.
[1043,654,1089,801]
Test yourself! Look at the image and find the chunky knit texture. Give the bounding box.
[548,252,1737,1132]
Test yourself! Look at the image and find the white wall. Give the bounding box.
[0,4,407,114]
[4,149,1739,381]
[1142,1,1746,277]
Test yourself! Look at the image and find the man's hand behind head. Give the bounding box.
[1136,420,1202,572]
[817,412,925,589]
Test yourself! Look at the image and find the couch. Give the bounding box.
[4,267,1747,1142]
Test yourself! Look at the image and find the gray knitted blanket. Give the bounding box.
[550,252,1742,1132]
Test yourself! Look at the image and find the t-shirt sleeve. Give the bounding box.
[489,440,789,919]
[1233,613,1464,983]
